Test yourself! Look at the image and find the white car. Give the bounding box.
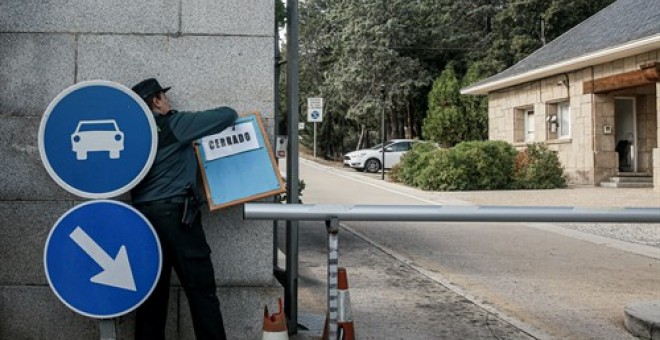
[71,119,124,160]
[343,139,414,173]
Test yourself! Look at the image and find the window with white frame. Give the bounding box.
[524,108,535,142]
[557,102,570,138]
[547,101,570,140]
[514,106,534,143]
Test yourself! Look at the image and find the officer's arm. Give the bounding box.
[169,107,238,143]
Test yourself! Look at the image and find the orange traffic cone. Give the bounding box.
[322,267,355,340]
[262,298,288,340]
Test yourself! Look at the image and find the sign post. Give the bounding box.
[307,97,323,159]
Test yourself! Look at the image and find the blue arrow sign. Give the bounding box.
[44,200,162,319]
[38,80,157,199]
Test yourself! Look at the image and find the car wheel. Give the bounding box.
[76,152,87,160]
[109,150,120,159]
[364,159,381,173]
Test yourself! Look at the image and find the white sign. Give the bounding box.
[307,97,323,122]
[201,122,260,161]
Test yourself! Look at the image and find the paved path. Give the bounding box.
[286,158,660,339]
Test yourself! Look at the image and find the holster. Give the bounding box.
[181,185,201,229]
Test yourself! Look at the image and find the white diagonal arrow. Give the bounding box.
[69,226,137,291]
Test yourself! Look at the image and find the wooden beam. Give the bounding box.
[583,62,659,94]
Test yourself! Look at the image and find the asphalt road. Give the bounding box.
[283,157,660,339]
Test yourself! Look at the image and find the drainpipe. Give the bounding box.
[590,66,598,183]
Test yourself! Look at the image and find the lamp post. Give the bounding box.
[380,84,386,180]
[285,0,300,334]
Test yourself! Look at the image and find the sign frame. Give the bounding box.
[194,112,285,211]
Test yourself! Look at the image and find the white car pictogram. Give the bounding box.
[71,119,124,160]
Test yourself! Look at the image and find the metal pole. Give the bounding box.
[314,122,317,159]
[285,0,300,333]
[99,319,116,340]
[244,204,660,223]
[326,218,340,340]
[273,2,282,270]
[380,84,386,180]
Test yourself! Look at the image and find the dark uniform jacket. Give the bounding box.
[131,107,238,204]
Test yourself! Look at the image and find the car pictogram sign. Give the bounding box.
[38,80,157,199]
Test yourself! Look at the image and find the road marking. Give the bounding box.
[300,158,467,205]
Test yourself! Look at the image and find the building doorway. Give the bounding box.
[614,97,637,172]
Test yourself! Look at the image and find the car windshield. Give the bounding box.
[369,141,396,150]
[78,122,117,132]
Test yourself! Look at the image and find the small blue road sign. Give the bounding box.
[38,80,157,199]
[44,200,162,319]
[307,97,323,122]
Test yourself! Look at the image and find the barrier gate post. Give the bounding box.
[326,218,340,339]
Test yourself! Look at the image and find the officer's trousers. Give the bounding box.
[135,202,226,340]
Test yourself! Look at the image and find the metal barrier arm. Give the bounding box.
[244,203,660,223]
[250,203,660,338]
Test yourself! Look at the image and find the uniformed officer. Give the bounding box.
[130,78,237,340]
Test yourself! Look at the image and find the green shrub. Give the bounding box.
[392,141,567,191]
[430,141,516,190]
[397,140,517,191]
[416,148,467,190]
[451,140,517,190]
[513,143,568,189]
[390,142,437,184]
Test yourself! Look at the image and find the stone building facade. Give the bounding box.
[462,0,660,191]
[487,52,659,186]
[0,1,281,339]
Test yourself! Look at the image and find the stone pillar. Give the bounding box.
[654,82,660,191]
[0,1,280,339]
[653,149,660,192]
[593,95,617,184]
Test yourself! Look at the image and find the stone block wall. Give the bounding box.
[487,71,595,184]
[0,1,280,339]
[656,82,660,192]
[486,50,660,186]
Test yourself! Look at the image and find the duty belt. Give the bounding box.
[134,196,186,207]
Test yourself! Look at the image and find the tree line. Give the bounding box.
[276,0,615,158]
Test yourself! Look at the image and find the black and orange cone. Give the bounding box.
[323,267,355,340]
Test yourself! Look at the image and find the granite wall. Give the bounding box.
[0,1,281,338]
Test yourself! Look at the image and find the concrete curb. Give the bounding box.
[624,301,660,339]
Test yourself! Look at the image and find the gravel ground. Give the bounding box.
[558,222,660,248]
[432,186,660,250]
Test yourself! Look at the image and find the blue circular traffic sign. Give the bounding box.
[38,80,157,198]
[44,200,162,319]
